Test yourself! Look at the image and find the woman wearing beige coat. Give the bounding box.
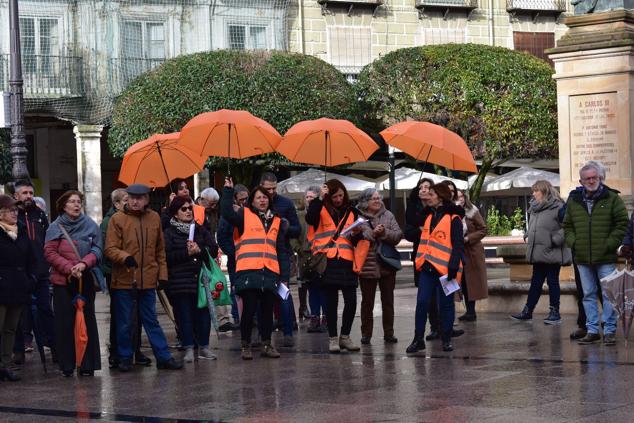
[456,190,488,321]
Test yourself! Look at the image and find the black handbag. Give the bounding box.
[368,220,402,271]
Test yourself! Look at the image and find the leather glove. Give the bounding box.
[447,268,458,281]
[157,280,168,291]
[124,256,138,268]
[618,245,632,258]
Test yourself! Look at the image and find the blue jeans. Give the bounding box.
[577,264,617,335]
[280,290,295,337]
[308,285,326,317]
[526,263,561,309]
[415,269,455,340]
[112,289,172,363]
[170,293,211,348]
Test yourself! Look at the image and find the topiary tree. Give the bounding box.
[109,50,359,184]
[355,44,558,201]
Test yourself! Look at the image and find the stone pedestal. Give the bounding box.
[548,10,634,199]
[74,124,104,224]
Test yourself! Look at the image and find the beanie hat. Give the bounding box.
[0,195,17,210]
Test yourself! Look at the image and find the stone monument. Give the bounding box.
[548,1,634,204]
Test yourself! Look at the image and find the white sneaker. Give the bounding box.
[184,347,194,363]
[329,337,340,353]
[198,347,217,360]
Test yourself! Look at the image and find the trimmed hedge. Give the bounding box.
[109,50,360,159]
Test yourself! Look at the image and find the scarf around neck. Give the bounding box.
[170,218,192,235]
[0,221,18,240]
[45,213,103,262]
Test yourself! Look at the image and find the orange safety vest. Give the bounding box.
[234,208,281,274]
[311,207,355,262]
[193,204,206,226]
[415,213,463,281]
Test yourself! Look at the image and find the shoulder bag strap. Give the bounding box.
[330,207,353,243]
[59,224,82,261]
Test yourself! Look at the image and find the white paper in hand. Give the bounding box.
[188,224,195,241]
[277,283,290,300]
[439,275,461,296]
[341,217,367,236]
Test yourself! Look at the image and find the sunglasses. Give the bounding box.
[180,206,193,212]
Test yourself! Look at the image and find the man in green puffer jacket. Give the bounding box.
[563,161,629,346]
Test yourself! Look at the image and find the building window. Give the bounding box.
[328,26,371,77]
[513,31,555,65]
[20,17,60,74]
[420,27,466,45]
[227,24,269,50]
[122,21,166,60]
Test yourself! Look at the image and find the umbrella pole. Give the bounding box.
[227,123,232,177]
[324,131,329,183]
[156,142,173,193]
[418,146,433,182]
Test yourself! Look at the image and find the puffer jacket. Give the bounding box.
[44,238,99,286]
[358,205,403,279]
[563,185,629,265]
[164,222,217,296]
[525,197,571,265]
[104,207,168,290]
[0,223,36,305]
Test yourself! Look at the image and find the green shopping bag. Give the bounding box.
[198,249,232,308]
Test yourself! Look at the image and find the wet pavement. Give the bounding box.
[2,283,634,423]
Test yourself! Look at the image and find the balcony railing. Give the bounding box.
[108,57,166,95]
[0,54,84,97]
[506,0,566,13]
[416,0,478,7]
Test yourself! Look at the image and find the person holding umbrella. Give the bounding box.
[44,191,102,377]
[0,195,36,381]
[105,184,183,371]
[164,196,218,363]
[221,177,287,360]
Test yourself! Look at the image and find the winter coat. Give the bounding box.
[164,222,218,296]
[104,207,168,290]
[462,206,488,300]
[526,197,571,265]
[44,237,99,287]
[290,209,312,280]
[358,205,403,280]
[220,187,289,294]
[18,204,49,279]
[0,224,36,305]
[216,215,236,276]
[563,185,629,265]
[99,206,117,275]
[404,198,424,262]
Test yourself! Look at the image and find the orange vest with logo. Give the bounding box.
[193,204,206,226]
[235,208,281,274]
[311,207,355,262]
[415,214,463,282]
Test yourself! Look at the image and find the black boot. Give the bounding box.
[406,333,426,354]
[510,305,533,321]
[543,306,561,325]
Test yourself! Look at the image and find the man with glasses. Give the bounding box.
[216,184,249,331]
[563,161,628,345]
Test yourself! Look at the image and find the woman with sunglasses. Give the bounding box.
[163,196,218,363]
[0,195,36,381]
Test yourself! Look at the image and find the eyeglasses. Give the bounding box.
[582,176,599,182]
[1,208,18,214]
[180,206,193,212]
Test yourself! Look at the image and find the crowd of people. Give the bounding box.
[0,159,632,381]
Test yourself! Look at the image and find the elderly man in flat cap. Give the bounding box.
[105,184,182,371]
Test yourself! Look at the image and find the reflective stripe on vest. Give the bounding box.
[311,206,355,262]
[235,208,281,274]
[415,213,463,282]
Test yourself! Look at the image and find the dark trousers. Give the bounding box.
[573,262,602,330]
[170,293,211,348]
[14,278,55,353]
[240,289,275,344]
[360,273,395,338]
[0,305,22,369]
[308,284,327,317]
[526,263,561,309]
[415,269,455,341]
[325,286,357,337]
[461,273,476,315]
[298,284,308,312]
[415,269,439,332]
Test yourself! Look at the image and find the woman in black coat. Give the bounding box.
[0,195,35,381]
[164,196,218,363]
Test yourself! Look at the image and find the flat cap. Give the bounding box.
[126,184,151,195]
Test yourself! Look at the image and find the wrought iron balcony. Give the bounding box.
[317,0,384,16]
[108,57,166,95]
[0,54,84,97]
[506,0,567,13]
[415,0,478,19]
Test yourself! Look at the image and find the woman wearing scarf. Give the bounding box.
[511,181,571,324]
[44,191,102,377]
[163,195,218,363]
[0,195,36,381]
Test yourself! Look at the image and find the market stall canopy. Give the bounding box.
[376,168,468,191]
[480,167,560,196]
[277,168,376,194]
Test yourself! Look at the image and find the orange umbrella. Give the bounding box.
[118,132,206,189]
[72,276,88,369]
[380,121,477,173]
[179,109,282,173]
[277,118,379,168]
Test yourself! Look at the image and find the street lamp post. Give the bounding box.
[8,0,30,181]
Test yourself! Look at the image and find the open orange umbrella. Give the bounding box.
[380,121,477,173]
[71,276,88,369]
[277,118,379,171]
[179,109,282,174]
[118,132,206,189]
